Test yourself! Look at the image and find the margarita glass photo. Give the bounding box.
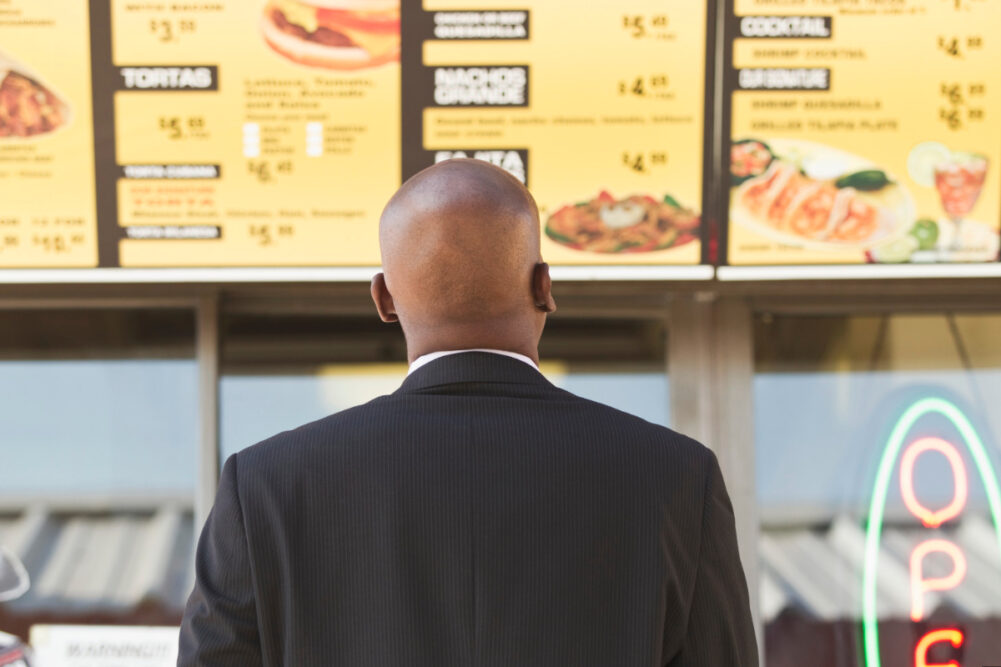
[934,153,989,250]
[907,142,995,260]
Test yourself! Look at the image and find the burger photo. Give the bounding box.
[261,0,400,70]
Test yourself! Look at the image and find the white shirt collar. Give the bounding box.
[408,349,539,375]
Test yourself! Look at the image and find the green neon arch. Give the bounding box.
[863,397,1001,667]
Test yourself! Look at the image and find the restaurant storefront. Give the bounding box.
[2,0,1000,664]
[1,277,999,665]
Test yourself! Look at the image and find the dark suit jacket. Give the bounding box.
[179,352,757,666]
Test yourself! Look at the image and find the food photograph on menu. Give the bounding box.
[0,51,71,139]
[545,191,700,254]
[729,137,995,264]
[724,0,1000,267]
[260,0,401,70]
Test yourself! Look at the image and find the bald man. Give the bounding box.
[178,160,757,666]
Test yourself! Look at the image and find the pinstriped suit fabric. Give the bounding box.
[178,352,757,666]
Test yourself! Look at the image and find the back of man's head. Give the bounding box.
[371,159,555,361]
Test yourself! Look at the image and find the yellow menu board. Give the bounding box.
[111,0,401,267]
[0,0,712,271]
[410,1,710,266]
[0,0,98,268]
[725,0,1001,266]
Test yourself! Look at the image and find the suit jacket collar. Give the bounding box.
[396,351,557,396]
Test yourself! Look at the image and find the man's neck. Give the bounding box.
[405,335,540,366]
[401,314,544,365]
[408,349,539,375]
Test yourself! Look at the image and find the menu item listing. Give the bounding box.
[724,0,1001,267]
[0,0,98,268]
[109,0,402,267]
[405,0,712,266]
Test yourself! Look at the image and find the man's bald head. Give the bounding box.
[372,159,555,361]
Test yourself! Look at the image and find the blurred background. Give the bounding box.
[2,291,1000,667]
[1,1,1000,666]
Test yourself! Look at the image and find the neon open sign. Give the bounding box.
[863,398,1001,667]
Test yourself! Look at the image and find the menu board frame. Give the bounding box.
[90,0,119,269]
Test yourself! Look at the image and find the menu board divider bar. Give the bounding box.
[702,0,723,267]
[716,0,737,268]
[88,0,120,268]
[718,265,1001,281]
[400,3,429,183]
[0,266,716,285]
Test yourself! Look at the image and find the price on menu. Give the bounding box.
[149,18,197,43]
[32,233,86,254]
[618,75,670,98]
[247,160,294,184]
[939,82,987,130]
[937,35,983,57]
[946,0,988,10]
[0,219,18,254]
[249,224,295,247]
[158,116,208,140]
[622,14,670,40]
[622,151,668,173]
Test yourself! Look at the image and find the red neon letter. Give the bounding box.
[914,628,963,667]
[900,437,968,528]
[910,540,967,622]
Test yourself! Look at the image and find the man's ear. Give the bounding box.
[532,262,557,314]
[370,273,399,323]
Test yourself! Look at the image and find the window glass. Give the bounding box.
[0,309,197,641]
[2,359,197,495]
[547,362,669,427]
[755,314,1001,666]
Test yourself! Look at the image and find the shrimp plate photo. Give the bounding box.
[730,138,915,251]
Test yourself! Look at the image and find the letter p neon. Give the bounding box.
[910,539,967,622]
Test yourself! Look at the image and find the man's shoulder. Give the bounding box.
[232,394,397,464]
[233,388,713,475]
[567,394,713,460]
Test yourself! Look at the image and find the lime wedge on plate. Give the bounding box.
[871,235,919,263]
[907,142,951,187]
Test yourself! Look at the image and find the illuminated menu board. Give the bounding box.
[0,1,99,267]
[0,0,712,271]
[404,1,712,267]
[723,0,1001,267]
[112,0,401,268]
